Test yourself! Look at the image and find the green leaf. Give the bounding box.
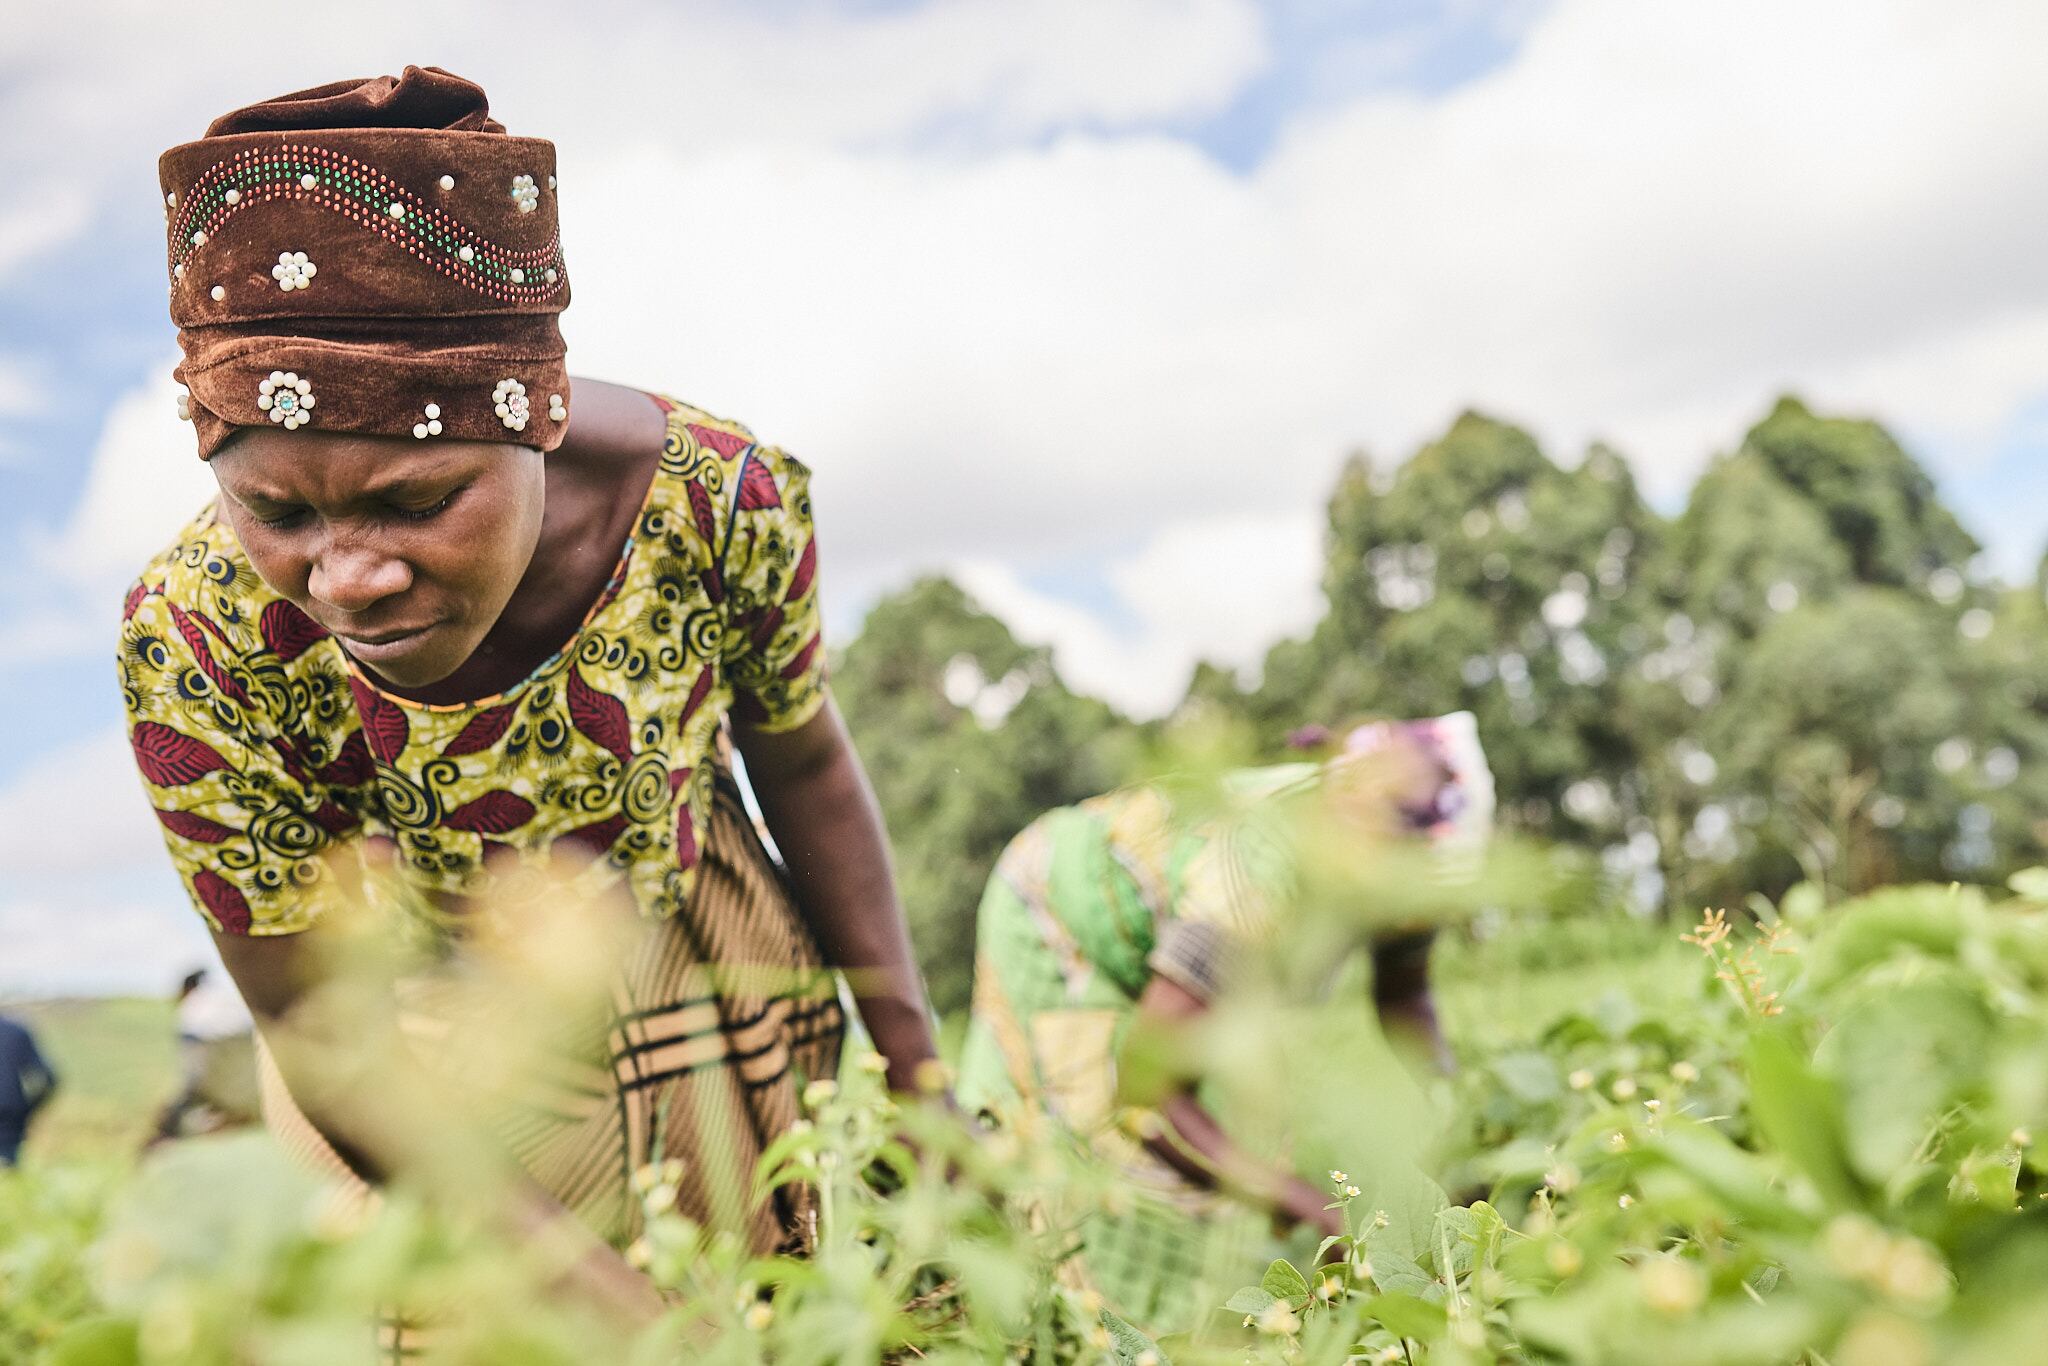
[1362,1291,1448,1340]
[1490,1049,1563,1104]
[1814,978,1994,1182]
[1225,1286,1278,1315]
[1362,1225,1441,1300]
[1643,1121,1818,1231]
[1100,1309,1171,1365]
[44,1317,141,1366]
[1745,1025,1863,1210]
[1260,1257,1312,1305]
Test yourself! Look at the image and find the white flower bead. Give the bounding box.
[210,285,225,301]
[300,173,318,191]
[271,251,316,292]
[439,174,455,190]
[510,175,539,214]
[258,371,314,429]
[223,188,241,205]
[492,377,531,432]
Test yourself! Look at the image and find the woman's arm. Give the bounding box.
[1125,975,1344,1239]
[213,927,670,1330]
[734,695,941,1093]
[1370,931,1454,1074]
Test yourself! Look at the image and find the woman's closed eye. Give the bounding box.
[392,489,461,522]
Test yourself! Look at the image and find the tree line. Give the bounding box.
[834,397,2048,1015]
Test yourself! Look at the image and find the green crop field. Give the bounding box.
[7,874,2048,1363]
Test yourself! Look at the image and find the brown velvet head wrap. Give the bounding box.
[160,66,570,459]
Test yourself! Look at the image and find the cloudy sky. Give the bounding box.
[3,0,2045,993]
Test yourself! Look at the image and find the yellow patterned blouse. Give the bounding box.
[119,395,828,937]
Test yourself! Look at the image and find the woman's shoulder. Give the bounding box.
[648,393,812,483]
[123,498,269,630]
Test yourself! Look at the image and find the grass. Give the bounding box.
[5,996,179,1162]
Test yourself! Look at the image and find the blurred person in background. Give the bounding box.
[956,712,1494,1327]
[0,1012,59,1166]
[120,67,936,1337]
[147,967,258,1147]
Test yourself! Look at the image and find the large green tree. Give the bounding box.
[1246,413,1663,851]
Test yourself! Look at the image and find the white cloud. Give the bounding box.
[0,728,166,877]
[0,887,212,998]
[950,507,1322,716]
[0,0,1268,293]
[0,729,215,996]
[0,367,214,665]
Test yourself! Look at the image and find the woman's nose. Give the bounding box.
[307,544,412,613]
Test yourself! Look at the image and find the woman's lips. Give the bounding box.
[338,622,439,665]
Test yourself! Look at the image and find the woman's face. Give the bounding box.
[209,427,545,689]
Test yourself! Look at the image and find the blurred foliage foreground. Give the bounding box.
[12,856,2048,1364]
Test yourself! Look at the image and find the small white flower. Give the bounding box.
[511,174,540,213]
[1255,1302,1299,1336]
[256,370,314,429]
[1611,1077,1638,1100]
[1670,1060,1700,1083]
[1344,1184,1361,1199]
[744,1302,773,1332]
[492,377,530,432]
[271,251,316,292]
[1329,1170,1349,1185]
[802,1079,837,1110]
[1568,1068,1595,1091]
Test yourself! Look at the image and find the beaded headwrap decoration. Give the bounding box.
[159,66,570,460]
